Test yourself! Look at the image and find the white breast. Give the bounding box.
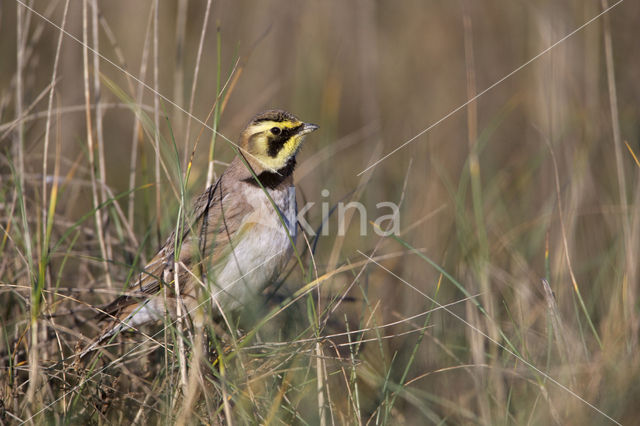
[209,186,297,310]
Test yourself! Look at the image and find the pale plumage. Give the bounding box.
[83,110,317,356]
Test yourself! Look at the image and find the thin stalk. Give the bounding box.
[15,0,33,407]
[462,3,502,419]
[545,138,602,348]
[91,0,113,265]
[26,0,69,401]
[344,316,363,426]
[206,24,221,188]
[183,0,213,172]
[173,0,188,141]
[174,265,188,392]
[30,0,70,407]
[127,7,154,229]
[153,0,162,243]
[15,0,28,247]
[601,0,636,348]
[83,0,112,289]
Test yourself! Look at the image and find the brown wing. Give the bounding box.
[99,170,250,322]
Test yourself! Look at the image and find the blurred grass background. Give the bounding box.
[1,0,639,424]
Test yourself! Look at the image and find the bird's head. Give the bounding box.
[240,109,318,173]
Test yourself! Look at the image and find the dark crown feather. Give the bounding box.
[250,109,299,124]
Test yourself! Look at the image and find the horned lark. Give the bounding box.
[86,109,318,353]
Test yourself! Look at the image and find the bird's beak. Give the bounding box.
[298,123,319,135]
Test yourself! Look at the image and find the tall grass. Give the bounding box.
[1,0,639,424]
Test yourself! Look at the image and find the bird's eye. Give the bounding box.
[271,127,281,135]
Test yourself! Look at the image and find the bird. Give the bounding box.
[81,109,318,356]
